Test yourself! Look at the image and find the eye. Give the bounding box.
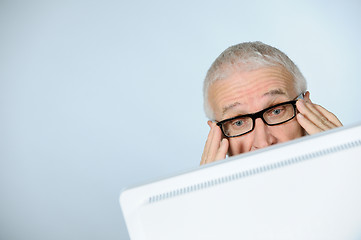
[272,108,282,115]
[232,120,244,127]
[268,105,287,116]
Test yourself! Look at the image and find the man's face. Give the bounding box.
[208,66,305,156]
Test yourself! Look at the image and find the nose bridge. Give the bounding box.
[254,118,267,134]
[253,111,268,125]
[252,118,272,149]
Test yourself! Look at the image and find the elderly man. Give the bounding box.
[201,42,342,165]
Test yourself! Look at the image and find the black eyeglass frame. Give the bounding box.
[216,94,303,138]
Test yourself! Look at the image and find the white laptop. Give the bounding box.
[120,122,361,240]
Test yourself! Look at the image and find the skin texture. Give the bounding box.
[200,67,342,165]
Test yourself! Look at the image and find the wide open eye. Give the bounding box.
[271,108,283,115]
[263,103,295,125]
[233,119,244,127]
[266,105,287,118]
[222,116,253,137]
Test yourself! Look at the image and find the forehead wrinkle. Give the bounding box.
[208,66,296,120]
[211,78,264,107]
[213,78,288,103]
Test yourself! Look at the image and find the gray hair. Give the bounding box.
[203,41,307,120]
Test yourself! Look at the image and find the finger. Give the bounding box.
[314,104,342,127]
[300,92,332,129]
[214,138,229,161]
[302,99,333,129]
[303,93,342,128]
[200,123,215,165]
[205,123,223,164]
[296,112,323,135]
[296,99,333,131]
[303,100,337,129]
[201,122,223,165]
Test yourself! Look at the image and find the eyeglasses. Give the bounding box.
[216,93,304,138]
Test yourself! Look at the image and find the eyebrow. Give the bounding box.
[263,89,286,97]
[221,88,287,116]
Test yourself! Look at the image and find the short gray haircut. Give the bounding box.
[203,41,307,120]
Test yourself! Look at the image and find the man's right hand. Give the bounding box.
[200,121,229,165]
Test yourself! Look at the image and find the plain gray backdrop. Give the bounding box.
[1,0,361,239]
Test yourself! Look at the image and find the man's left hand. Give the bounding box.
[296,91,342,135]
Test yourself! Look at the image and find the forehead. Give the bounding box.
[208,66,297,119]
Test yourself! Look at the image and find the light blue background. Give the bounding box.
[1,1,361,239]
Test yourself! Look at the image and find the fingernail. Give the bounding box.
[306,93,311,102]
